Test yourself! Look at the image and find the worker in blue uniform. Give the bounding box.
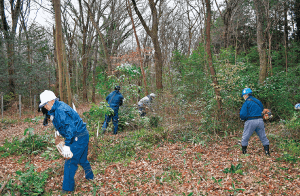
[240,88,270,155]
[102,86,124,135]
[39,90,94,194]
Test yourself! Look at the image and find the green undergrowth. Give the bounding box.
[2,164,49,196]
[0,128,54,158]
[268,129,300,164]
[95,127,210,165]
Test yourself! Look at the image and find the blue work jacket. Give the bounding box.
[106,90,124,109]
[48,100,87,146]
[240,96,264,121]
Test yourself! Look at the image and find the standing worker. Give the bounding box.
[240,88,270,155]
[138,93,156,117]
[102,86,124,134]
[39,90,94,194]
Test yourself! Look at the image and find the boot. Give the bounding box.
[242,146,247,154]
[263,145,270,156]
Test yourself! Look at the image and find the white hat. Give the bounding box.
[39,90,57,108]
[150,93,156,98]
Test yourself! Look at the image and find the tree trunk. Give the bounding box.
[284,2,288,73]
[152,35,163,90]
[53,0,64,101]
[53,26,59,95]
[205,0,222,114]
[82,27,88,101]
[253,0,268,84]
[127,0,148,95]
[92,38,98,103]
[62,42,72,106]
[131,0,163,90]
[0,0,22,96]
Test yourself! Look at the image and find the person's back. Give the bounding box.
[138,95,151,107]
[240,96,264,121]
[239,88,270,156]
[102,86,123,134]
[106,90,123,108]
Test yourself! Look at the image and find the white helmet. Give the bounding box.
[39,90,57,108]
[150,93,156,98]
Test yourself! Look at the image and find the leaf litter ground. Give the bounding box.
[0,106,300,195]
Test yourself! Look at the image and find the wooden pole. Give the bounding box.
[19,95,21,118]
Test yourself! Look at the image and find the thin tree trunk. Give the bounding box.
[284,2,288,73]
[53,0,64,101]
[268,33,273,76]
[62,42,72,106]
[53,26,59,95]
[127,0,148,96]
[92,38,98,103]
[82,27,88,101]
[131,0,163,90]
[205,0,222,114]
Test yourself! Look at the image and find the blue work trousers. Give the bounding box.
[62,132,94,192]
[241,118,269,146]
[102,107,119,134]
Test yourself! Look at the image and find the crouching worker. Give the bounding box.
[240,88,270,155]
[138,93,156,117]
[39,90,94,194]
[102,86,124,135]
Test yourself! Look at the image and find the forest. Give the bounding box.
[0,0,300,195]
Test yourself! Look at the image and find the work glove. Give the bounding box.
[62,145,73,159]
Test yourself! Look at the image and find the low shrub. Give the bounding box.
[4,164,49,195]
[0,128,49,157]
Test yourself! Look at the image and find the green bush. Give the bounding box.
[97,128,167,164]
[118,106,140,131]
[279,139,300,157]
[83,102,114,129]
[4,164,49,195]
[0,128,48,157]
[284,112,300,132]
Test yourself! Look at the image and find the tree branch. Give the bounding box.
[131,0,152,36]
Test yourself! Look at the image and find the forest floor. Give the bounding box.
[0,104,300,195]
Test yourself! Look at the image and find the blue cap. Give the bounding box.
[241,88,252,97]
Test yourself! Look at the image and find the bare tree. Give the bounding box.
[205,0,222,114]
[214,0,240,48]
[127,0,148,95]
[53,0,65,101]
[253,0,287,84]
[53,0,72,105]
[131,0,164,90]
[0,0,22,96]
